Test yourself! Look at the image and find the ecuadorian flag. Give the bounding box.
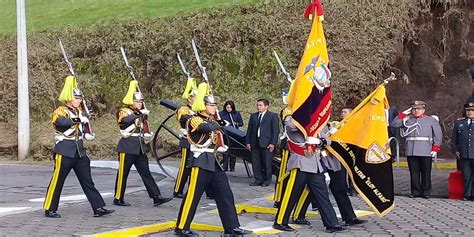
[287,0,332,139]
[327,84,395,217]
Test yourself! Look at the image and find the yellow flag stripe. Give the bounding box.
[178,167,199,229]
[293,187,310,220]
[174,148,187,193]
[115,153,126,199]
[44,154,62,210]
[276,169,297,224]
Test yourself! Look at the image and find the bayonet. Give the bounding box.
[59,38,75,76]
[120,46,137,80]
[191,39,209,84]
[177,53,190,78]
[273,50,292,83]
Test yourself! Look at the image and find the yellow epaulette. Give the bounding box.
[117,108,133,123]
[51,106,69,124]
[188,116,205,133]
[176,106,192,121]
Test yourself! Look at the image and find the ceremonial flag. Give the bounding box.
[287,0,332,139]
[327,84,395,217]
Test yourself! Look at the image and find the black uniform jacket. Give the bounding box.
[186,113,222,172]
[116,107,145,155]
[452,118,474,159]
[52,106,87,158]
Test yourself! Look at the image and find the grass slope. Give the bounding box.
[0,0,261,35]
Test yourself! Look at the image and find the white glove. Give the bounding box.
[431,115,439,122]
[431,151,437,158]
[140,109,150,115]
[328,126,338,135]
[79,116,90,124]
[402,108,412,115]
[84,133,95,141]
[143,132,153,144]
[306,136,321,145]
[217,145,229,153]
[180,128,188,136]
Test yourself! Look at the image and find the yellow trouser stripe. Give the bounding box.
[178,167,199,229]
[293,187,310,220]
[115,153,126,199]
[274,149,289,201]
[44,154,62,210]
[174,148,187,193]
[277,169,297,224]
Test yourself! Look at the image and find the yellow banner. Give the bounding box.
[330,85,390,150]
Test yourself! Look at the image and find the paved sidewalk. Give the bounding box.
[0,159,471,236]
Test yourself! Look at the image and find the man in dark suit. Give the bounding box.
[245,99,280,186]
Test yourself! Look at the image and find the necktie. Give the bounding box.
[257,113,262,128]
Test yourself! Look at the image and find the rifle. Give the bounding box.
[119,46,151,135]
[191,39,225,147]
[272,50,292,83]
[58,38,93,134]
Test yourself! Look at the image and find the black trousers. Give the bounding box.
[407,156,432,196]
[292,170,357,223]
[461,159,474,198]
[274,169,339,228]
[222,154,237,171]
[176,166,240,231]
[114,152,161,200]
[44,153,105,212]
[341,167,355,193]
[251,145,273,184]
[174,148,191,195]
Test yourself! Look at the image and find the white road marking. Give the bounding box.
[29,192,113,202]
[0,207,32,214]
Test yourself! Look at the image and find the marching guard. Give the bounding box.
[174,82,251,237]
[113,80,172,206]
[173,77,197,198]
[44,76,114,218]
[273,112,344,233]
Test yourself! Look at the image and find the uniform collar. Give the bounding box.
[414,114,426,119]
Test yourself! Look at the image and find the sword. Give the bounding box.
[120,46,137,81]
[177,53,190,78]
[191,39,209,84]
[273,50,292,83]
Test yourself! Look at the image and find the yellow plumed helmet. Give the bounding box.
[192,82,209,112]
[182,77,198,99]
[58,76,79,102]
[122,80,139,105]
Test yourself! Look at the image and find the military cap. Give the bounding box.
[411,100,427,109]
[465,96,474,110]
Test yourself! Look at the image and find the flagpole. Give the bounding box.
[17,0,30,160]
